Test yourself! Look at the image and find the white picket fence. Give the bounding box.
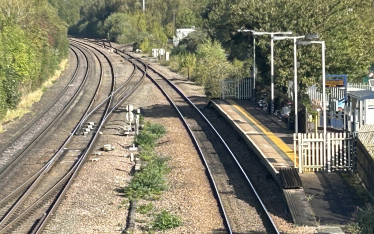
[221,78,252,99]
[294,132,354,173]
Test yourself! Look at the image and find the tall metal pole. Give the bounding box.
[253,36,256,99]
[270,33,274,114]
[173,10,176,36]
[322,41,326,143]
[293,38,298,134]
[142,0,145,12]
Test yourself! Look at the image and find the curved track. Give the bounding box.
[111,47,281,234]
[0,40,143,233]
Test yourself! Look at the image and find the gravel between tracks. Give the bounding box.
[43,50,224,233]
[18,43,317,234]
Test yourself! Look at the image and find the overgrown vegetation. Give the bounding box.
[137,202,154,214]
[123,121,182,231]
[341,173,374,234]
[135,122,166,148]
[152,210,182,231]
[0,0,69,120]
[124,122,169,201]
[123,156,170,200]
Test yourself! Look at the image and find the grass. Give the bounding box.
[152,210,182,231]
[123,157,170,200]
[137,202,154,214]
[0,59,68,131]
[135,122,166,148]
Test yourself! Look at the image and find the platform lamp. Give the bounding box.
[296,39,327,163]
[251,31,293,114]
[273,33,319,135]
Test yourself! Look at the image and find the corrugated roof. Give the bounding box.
[348,90,374,100]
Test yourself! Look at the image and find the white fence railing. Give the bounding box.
[221,78,252,99]
[306,83,370,104]
[294,132,354,173]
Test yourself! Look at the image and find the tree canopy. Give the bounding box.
[202,0,374,88]
[0,0,69,118]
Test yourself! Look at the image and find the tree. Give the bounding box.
[182,53,196,80]
[176,8,197,28]
[202,0,374,90]
[178,28,208,53]
[194,39,232,98]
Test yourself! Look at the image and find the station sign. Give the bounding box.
[325,75,347,88]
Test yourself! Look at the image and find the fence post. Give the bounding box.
[237,79,239,99]
[293,133,297,168]
[298,133,303,173]
[327,133,331,172]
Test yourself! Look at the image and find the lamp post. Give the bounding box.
[296,40,326,150]
[237,29,256,99]
[273,34,319,134]
[252,31,292,114]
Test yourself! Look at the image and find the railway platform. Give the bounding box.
[211,99,357,233]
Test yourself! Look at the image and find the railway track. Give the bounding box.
[0,40,145,233]
[0,37,282,233]
[110,46,281,234]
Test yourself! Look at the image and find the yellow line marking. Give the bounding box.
[227,99,295,163]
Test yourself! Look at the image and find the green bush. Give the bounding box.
[349,204,374,234]
[152,210,182,231]
[135,122,166,148]
[123,157,170,200]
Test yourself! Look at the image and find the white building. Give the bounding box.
[173,27,195,46]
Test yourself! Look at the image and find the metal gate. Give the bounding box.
[221,78,252,99]
[294,132,355,172]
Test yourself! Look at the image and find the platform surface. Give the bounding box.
[211,99,357,232]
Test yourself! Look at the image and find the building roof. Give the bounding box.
[348,90,374,100]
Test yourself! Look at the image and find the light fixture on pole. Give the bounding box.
[296,39,326,164]
[273,33,319,135]
[252,31,292,114]
[237,29,256,99]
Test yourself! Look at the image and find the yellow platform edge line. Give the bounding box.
[227,99,295,163]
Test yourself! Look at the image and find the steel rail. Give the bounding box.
[0,43,96,208]
[31,40,146,234]
[115,48,280,234]
[0,47,83,178]
[0,47,80,156]
[0,42,105,232]
[0,40,140,233]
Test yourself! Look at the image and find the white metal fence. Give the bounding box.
[306,83,370,104]
[294,132,354,173]
[221,78,252,99]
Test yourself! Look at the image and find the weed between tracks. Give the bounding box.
[122,121,182,232]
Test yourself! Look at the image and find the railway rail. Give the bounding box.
[0,40,145,233]
[1,38,282,233]
[109,45,281,234]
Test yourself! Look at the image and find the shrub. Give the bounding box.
[135,122,166,148]
[152,210,182,231]
[137,202,154,214]
[123,157,170,200]
[351,204,374,234]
